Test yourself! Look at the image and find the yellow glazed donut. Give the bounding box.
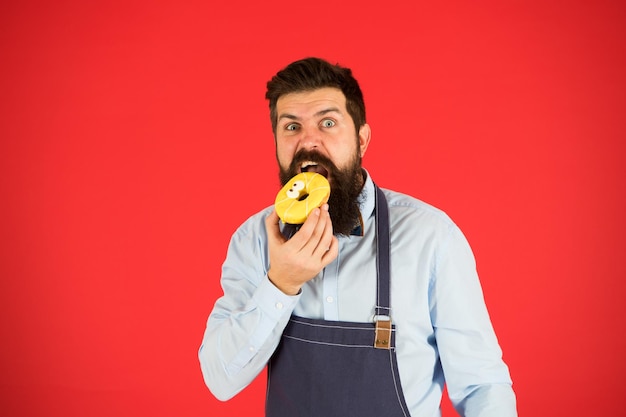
[274,172,330,224]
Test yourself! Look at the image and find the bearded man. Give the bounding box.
[199,57,517,417]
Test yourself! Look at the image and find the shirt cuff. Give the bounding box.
[253,274,300,321]
[225,276,299,375]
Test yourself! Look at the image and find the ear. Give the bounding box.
[358,123,371,157]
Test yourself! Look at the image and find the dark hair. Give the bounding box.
[265,57,366,135]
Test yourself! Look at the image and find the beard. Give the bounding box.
[279,149,365,236]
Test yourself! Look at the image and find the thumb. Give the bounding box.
[265,210,286,245]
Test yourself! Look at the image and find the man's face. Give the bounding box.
[275,87,371,235]
[274,87,370,188]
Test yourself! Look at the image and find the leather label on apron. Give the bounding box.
[374,319,392,349]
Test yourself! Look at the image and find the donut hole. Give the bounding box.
[297,193,309,201]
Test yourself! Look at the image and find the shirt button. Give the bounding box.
[326,296,334,303]
[249,346,255,352]
[275,302,284,309]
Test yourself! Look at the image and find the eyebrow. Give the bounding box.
[277,107,342,122]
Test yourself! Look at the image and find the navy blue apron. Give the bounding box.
[266,186,412,417]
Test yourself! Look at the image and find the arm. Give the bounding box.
[198,213,298,400]
[430,224,517,417]
[198,207,338,400]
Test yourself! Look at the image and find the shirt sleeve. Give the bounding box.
[198,216,299,401]
[430,223,518,417]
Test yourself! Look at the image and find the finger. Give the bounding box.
[323,236,339,263]
[312,205,334,256]
[302,203,333,256]
[289,206,322,249]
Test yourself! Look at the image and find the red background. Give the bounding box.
[2,1,625,416]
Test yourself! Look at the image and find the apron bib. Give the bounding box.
[266,186,412,417]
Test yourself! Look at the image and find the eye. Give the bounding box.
[321,119,335,128]
[285,123,299,131]
[291,180,305,191]
[286,180,305,198]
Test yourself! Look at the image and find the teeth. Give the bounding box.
[300,161,317,169]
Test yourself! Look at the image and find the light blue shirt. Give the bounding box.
[199,171,517,416]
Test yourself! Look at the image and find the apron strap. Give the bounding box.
[374,184,391,317]
[374,185,392,349]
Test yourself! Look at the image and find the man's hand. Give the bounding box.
[265,204,338,295]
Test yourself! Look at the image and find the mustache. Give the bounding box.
[289,150,337,173]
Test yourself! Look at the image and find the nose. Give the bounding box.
[299,124,322,150]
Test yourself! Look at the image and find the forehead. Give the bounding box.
[276,87,347,116]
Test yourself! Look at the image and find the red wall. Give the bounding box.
[2,1,625,415]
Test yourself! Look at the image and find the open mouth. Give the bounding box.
[300,161,329,178]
